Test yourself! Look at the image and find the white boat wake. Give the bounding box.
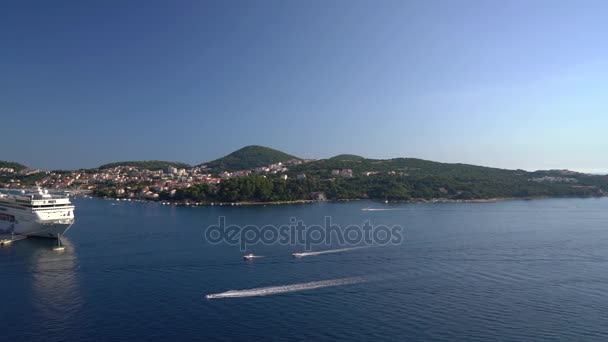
[361,208,407,211]
[205,277,365,299]
[292,246,369,258]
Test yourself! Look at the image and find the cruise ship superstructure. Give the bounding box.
[0,189,75,238]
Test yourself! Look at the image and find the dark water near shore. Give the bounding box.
[2,197,608,341]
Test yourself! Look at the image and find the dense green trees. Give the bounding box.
[169,184,212,202]
[215,176,316,202]
[0,161,27,171]
[149,172,607,203]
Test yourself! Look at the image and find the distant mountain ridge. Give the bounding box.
[199,145,300,171]
[329,154,365,161]
[9,146,606,181]
[98,161,191,171]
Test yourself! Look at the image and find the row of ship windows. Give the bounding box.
[1,203,72,211]
[0,203,27,210]
[33,208,74,212]
[37,209,72,215]
[1,203,71,208]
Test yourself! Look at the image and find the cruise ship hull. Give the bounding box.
[23,221,74,238]
[0,218,74,238]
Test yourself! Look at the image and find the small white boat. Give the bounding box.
[243,253,263,260]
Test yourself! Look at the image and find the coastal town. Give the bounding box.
[0,158,327,200]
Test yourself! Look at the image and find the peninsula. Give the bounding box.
[1,146,607,204]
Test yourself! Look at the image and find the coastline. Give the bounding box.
[5,187,601,207]
[87,194,606,207]
[5,188,603,206]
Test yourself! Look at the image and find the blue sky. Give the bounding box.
[1,0,607,171]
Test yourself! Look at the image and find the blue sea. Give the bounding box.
[2,197,608,341]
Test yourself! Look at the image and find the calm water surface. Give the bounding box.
[2,197,608,341]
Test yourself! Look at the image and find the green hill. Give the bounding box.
[99,161,191,171]
[0,160,27,171]
[286,157,608,200]
[200,145,300,171]
[328,154,365,161]
[290,157,519,178]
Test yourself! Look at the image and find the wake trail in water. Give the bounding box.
[293,246,370,257]
[362,208,408,211]
[205,277,365,299]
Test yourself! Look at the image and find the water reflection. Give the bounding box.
[27,238,82,330]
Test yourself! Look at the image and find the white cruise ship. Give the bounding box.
[0,189,75,238]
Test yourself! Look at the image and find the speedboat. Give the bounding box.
[243,253,262,260]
